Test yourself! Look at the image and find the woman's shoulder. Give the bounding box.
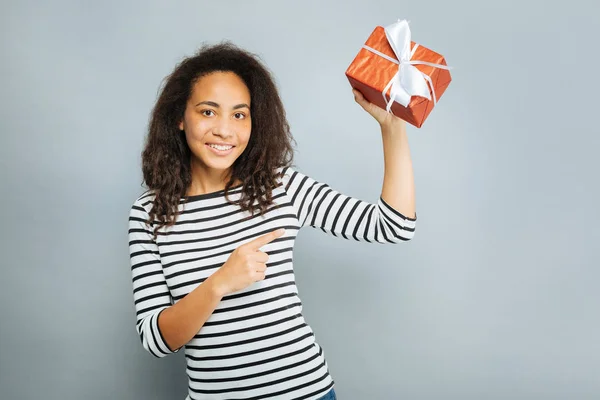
[275,164,319,187]
[130,189,157,215]
[274,164,305,182]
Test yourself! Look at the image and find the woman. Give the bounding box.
[128,42,416,400]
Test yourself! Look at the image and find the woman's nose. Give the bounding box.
[212,119,234,138]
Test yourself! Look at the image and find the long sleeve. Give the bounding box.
[128,195,180,357]
[280,166,416,243]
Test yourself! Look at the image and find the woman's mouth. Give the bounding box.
[206,143,235,156]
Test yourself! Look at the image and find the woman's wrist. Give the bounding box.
[204,273,227,299]
[380,117,406,135]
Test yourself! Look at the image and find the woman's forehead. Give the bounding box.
[191,71,250,103]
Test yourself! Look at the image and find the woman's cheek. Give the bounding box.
[191,121,210,141]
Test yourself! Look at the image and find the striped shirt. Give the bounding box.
[128,166,416,400]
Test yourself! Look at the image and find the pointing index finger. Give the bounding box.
[246,228,285,250]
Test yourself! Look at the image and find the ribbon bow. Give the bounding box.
[363,19,451,112]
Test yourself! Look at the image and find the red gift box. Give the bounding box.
[346,22,451,128]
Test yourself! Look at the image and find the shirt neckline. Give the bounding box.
[181,183,244,202]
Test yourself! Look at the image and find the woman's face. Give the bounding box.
[179,71,252,176]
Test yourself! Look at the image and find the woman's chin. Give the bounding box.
[193,148,242,172]
[203,156,237,171]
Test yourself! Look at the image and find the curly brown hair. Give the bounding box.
[140,42,296,239]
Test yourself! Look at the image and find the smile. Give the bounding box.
[206,143,235,155]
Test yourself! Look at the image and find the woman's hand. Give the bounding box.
[352,88,405,130]
[210,228,286,297]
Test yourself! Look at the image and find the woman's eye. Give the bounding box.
[202,110,215,117]
[234,112,246,120]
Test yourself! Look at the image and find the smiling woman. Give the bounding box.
[128,41,415,400]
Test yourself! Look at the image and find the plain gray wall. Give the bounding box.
[1,0,598,399]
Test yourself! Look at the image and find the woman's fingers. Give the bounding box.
[250,251,269,264]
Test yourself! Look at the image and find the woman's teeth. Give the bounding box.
[208,144,233,151]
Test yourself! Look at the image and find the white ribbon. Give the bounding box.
[362,19,452,112]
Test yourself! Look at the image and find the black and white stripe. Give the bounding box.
[128,167,416,400]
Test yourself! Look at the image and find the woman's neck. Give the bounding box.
[186,162,240,196]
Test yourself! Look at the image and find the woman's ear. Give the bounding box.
[178,120,184,131]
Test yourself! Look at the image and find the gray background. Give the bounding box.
[1,0,598,399]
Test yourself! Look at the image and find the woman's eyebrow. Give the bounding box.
[195,101,250,110]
